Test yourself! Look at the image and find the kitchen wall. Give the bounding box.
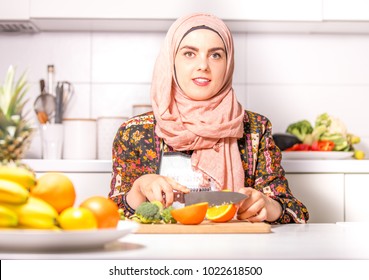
[0,30,368,158]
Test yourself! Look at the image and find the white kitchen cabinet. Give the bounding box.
[35,172,112,206]
[285,174,345,223]
[29,0,322,32]
[323,0,369,20]
[0,0,29,20]
[344,174,369,222]
[0,0,39,32]
[30,0,322,21]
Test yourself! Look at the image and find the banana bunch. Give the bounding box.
[0,166,58,229]
[1,197,58,229]
[0,165,36,191]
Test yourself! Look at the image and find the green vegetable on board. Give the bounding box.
[130,201,177,224]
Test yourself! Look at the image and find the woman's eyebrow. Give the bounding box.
[179,45,198,52]
[209,47,225,53]
[179,46,225,52]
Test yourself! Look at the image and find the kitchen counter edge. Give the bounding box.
[22,159,369,174]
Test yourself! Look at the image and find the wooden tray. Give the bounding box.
[135,220,271,234]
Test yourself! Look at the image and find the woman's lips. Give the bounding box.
[192,77,211,86]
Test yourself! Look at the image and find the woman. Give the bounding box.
[109,13,309,224]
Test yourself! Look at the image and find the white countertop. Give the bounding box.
[1,223,369,260]
[23,159,369,173]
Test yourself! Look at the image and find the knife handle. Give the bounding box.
[162,192,185,204]
[173,192,185,204]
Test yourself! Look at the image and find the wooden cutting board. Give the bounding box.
[135,220,271,234]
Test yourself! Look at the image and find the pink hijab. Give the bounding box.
[151,13,245,191]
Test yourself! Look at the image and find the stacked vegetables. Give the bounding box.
[285,113,363,158]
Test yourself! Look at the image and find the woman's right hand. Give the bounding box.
[127,174,189,208]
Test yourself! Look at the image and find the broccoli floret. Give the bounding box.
[132,202,161,224]
[286,120,313,142]
[151,200,164,212]
[130,201,178,224]
[161,206,177,224]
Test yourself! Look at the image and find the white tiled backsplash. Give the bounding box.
[0,31,368,158]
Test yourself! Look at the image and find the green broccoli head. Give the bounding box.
[131,201,178,224]
[161,206,177,224]
[286,120,313,142]
[134,202,161,224]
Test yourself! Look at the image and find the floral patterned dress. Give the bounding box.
[109,110,309,224]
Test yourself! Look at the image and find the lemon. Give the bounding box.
[58,207,98,230]
[354,150,365,160]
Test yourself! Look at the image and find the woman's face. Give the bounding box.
[174,29,227,101]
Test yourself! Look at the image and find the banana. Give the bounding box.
[0,166,36,190]
[0,205,18,227]
[2,196,58,229]
[0,179,29,204]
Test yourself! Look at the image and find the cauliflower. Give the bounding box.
[315,113,347,136]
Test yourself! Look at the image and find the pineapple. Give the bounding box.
[0,65,33,166]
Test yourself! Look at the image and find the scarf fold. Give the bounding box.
[151,13,245,191]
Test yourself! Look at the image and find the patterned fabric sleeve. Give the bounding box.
[108,114,159,218]
[244,111,309,224]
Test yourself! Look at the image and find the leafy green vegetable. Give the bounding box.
[286,120,313,142]
[130,201,177,224]
[161,206,177,224]
[131,202,162,224]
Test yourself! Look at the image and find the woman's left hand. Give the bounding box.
[236,187,282,223]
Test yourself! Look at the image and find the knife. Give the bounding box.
[173,191,247,206]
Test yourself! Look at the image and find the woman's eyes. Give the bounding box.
[183,51,222,59]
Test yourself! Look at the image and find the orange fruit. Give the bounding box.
[31,172,76,214]
[170,202,208,225]
[80,196,120,229]
[58,207,98,230]
[206,204,237,223]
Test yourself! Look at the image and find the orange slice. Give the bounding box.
[206,204,237,223]
[170,202,208,225]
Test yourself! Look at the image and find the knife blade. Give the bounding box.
[173,191,247,206]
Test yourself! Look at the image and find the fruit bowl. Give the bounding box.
[0,221,138,251]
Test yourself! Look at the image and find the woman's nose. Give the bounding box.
[197,56,209,71]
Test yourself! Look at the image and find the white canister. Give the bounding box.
[97,116,127,160]
[63,118,97,160]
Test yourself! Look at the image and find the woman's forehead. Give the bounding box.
[178,28,225,48]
